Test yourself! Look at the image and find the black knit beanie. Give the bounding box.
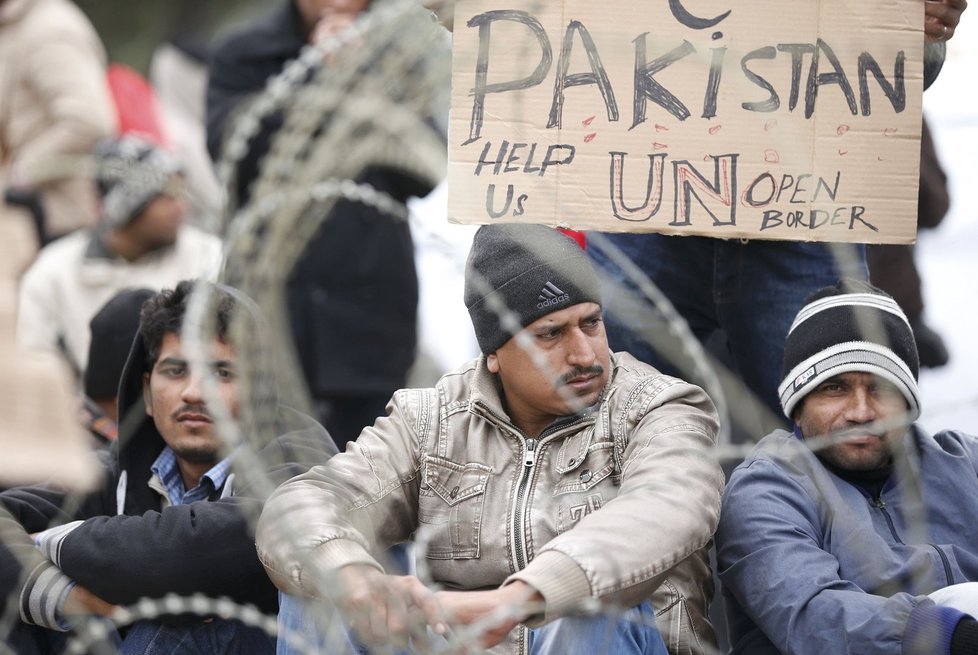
[464,224,601,354]
[779,280,920,421]
[94,135,181,228]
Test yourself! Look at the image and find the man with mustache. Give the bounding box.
[0,280,335,653]
[716,280,978,654]
[257,224,724,655]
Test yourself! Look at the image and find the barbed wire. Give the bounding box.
[3,0,977,653]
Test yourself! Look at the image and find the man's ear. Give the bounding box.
[486,352,499,374]
[142,372,153,417]
[792,403,804,433]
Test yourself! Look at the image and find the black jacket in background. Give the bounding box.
[206,1,435,398]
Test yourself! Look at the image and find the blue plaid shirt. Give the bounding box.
[150,447,233,506]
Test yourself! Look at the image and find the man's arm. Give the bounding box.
[256,389,427,595]
[46,421,336,612]
[0,473,113,537]
[13,21,114,184]
[716,457,960,655]
[1,503,115,631]
[0,507,50,605]
[44,498,277,612]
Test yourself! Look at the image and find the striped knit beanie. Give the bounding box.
[94,135,181,228]
[778,281,920,421]
[464,224,601,354]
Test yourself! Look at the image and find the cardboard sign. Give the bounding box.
[448,0,923,243]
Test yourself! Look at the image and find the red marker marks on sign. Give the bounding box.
[582,116,595,128]
[764,150,780,163]
[708,125,722,135]
[652,142,668,151]
[654,124,669,132]
[883,128,897,136]
[838,149,848,156]
[584,133,597,143]
[837,125,850,136]
[764,119,778,132]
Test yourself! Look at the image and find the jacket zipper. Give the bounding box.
[472,404,590,655]
[474,403,588,570]
[929,544,955,586]
[875,496,955,586]
[873,496,903,543]
[512,438,537,571]
[507,416,588,571]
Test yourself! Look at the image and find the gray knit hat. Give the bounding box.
[778,281,920,421]
[464,224,601,354]
[94,135,181,227]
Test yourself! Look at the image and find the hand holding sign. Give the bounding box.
[449,0,926,244]
[301,0,369,56]
[924,0,968,42]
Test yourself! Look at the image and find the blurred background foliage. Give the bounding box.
[73,0,268,73]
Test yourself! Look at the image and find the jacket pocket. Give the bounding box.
[417,456,491,559]
[653,578,714,655]
[552,442,615,496]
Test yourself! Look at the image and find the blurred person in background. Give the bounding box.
[80,287,156,446]
[16,135,222,382]
[150,34,224,226]
[0,0,116,245]
[206,0,437,453]
[867,118,953,369]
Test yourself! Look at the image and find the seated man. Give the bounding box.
[16,135,221,379]
[716,280,978,654]
[256,224,724,655]
[1,280,336,654]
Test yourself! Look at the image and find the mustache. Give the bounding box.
[171,404,212,420]
[829,421,888,442]
[558,365,605,386]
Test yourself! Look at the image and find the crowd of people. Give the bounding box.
[0,0,975,654]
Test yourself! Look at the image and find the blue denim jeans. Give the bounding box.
[4,618,272,655]
[529,600,667,655]
[118,618,275,655]
[2,623,75,655]
[587,233,866,418]
[276,594,360,655]
[277,593,665,655]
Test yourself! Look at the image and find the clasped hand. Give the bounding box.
[334,565,543,652]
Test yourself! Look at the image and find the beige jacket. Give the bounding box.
[257,352,724,655]
[0,0,115,239]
